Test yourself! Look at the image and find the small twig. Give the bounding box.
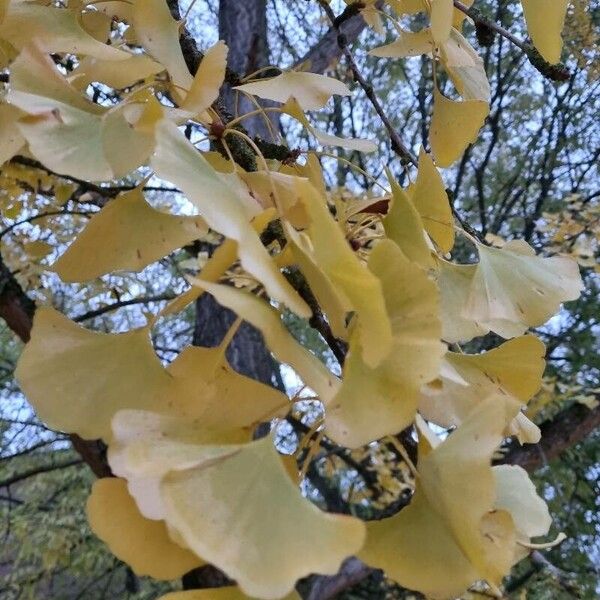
[317,0,418,166]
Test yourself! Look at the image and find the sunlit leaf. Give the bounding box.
[131,0,193,97]
[521,0,569,64]
[15,308,171,441]
[111,422,364,599]
[420,336,545,442]
[53,187,207,281]
[235,71,350,110]
[467,240,584,337]
[151,119,310,317]
[0,104,25,165]
[430,87,489,168]
[383,170,434,269]
[368,29,433,58]
[0,3,129,59]
[361,395,521,598]
[8,45,155,181]
[87,478,203,579]
[409,147,454,252]
[326,240,444,447]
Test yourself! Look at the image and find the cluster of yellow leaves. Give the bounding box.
[536,194,600,271]
[1,1,584,599]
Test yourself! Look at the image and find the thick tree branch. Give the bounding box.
[499,402,600,472]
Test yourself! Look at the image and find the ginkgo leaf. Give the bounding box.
[0,104,25,165]
[493,465,552,540]
[73,54,164,89]
[430,0,454,45]
[165,345,290,443]
[0,3,129,60]
[159,590,301,600]
[430,86,489,167]
[521,0,569,64]
[235,71,350,110]
[368,29,433,58]
[282,98,377,153]
[382,170,434,269]
[420,336,545,442]
[325,240,444,447]
[87,478,202,580]
[15,308,171,441]
[437,259,486,342]
[286,225,351,339]
[159,436,364,599]
[180,40,228,117]
[408,148,454,252]
[295,163,392,367]
[441,28,491,101]
[151,119,309,318]
[467,240,584,337]
[360,395,521,598]
[8,45,155,181]
[131,0,193,97]
[187,280,340,404]
[53,187,207,282]
[108,339,289,520]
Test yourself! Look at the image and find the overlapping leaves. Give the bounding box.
[2,1,582,598]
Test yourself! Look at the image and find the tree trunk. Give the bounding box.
[218,0,277,140]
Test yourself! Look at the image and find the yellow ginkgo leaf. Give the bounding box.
[430,0,454,45]
[409,147,454,252]
[181,40,228,117]
[325,240,444,447]
[437,259,486,342]
[159,436,365,599]
[360,395,521,598]
[521,0,569,64]
[151,119,309,318]
[188,280,340,404]
[282,98,377,153]
[286,225,351,339]
[131,0,193,97]
[15,308,171,441]
[73,54,164,90]
[368,29,433,57]
[235,71,350,111]
[87,478,202,580]
[383,170,434,269]
[8,45,155,181]
[441,28,491,101]
[493,465,552,540]
[159,590,301,600]
[420,336,545,442]
[165,345,290,443]
[0,104,25,165]
[296,160,392,367]
[467,240,584,337]
[53,187,207,282]
[430,86,489,168]
[0,3,129,60]
[108,334,289,520]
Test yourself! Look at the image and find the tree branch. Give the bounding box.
[499,401,600,471]
[316,0,418,166]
